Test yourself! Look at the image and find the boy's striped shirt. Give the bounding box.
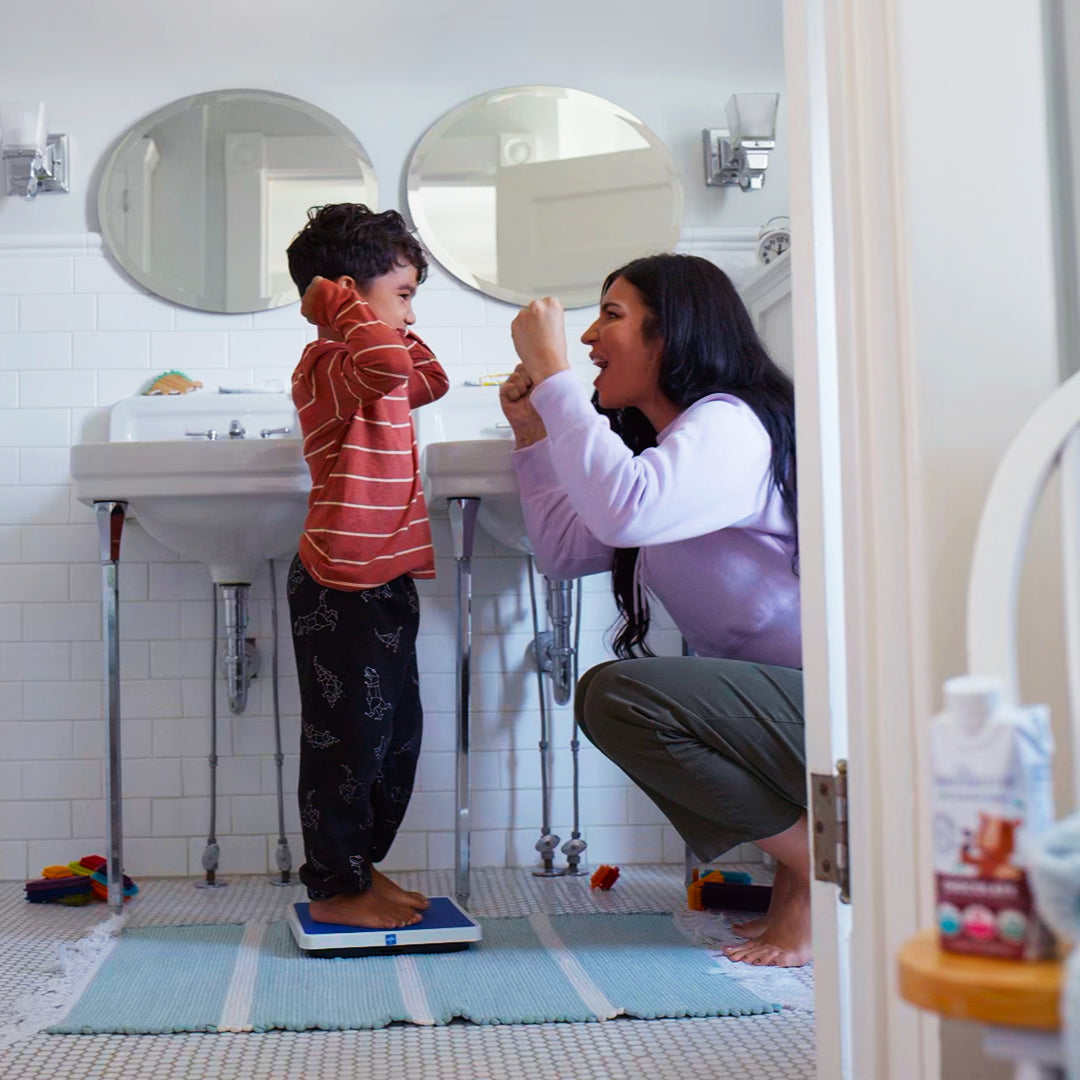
[291,279,449,590]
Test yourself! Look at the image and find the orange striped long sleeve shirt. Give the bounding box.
[291,279,449,590]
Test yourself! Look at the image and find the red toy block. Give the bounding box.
[590,864,620,890]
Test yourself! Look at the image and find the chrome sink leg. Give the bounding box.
[95,501,127,914]
[527,561,563,877]
[197,581,228,891]
[561,577,588,876]
[449,497,479,909]
[267,558,294,887]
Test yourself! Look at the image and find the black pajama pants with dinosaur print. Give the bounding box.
[287,553,423,901]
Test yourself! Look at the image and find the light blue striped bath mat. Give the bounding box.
[48,913,779,1033]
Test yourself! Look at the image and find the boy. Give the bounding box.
[285,204,448,928]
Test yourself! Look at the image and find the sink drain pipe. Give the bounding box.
[220,584,251,716]
[198,573,294,890]
[545,579,576,706]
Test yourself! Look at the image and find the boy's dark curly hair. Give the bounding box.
[286,204,428,296]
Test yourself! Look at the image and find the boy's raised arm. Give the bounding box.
[404,330,449,407]
[299,278,413,407]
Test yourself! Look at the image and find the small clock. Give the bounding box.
[756,216,791,266]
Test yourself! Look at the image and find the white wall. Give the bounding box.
[3,0,788,238]
[894,4,1063,1078]
[0,0,788,881]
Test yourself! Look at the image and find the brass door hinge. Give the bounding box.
[811,760,850,903]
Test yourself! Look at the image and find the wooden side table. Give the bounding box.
[898,929,1065,1079]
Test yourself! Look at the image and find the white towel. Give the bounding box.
[1029,813,1080,1077]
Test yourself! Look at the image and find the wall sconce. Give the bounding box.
[0,102,70,199]
[703,93,779,191]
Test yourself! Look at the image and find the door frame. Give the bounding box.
[784,1,939,1076]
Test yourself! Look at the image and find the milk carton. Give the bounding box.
[930,675,1055,960]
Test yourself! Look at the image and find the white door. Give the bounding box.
[101,136,160,276]
[785,0,939,1076]
[494,147,681,298]
[223,133,376,310]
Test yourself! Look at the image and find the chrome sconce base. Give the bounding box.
[703,92,780,191]
[703,129,774,191]
[3,133,69,198]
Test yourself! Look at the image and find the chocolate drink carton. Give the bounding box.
[930,675,1055,960]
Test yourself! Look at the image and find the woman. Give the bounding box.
[499,253,808,968]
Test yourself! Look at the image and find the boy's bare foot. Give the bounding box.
[372,868,429,911]
[308,890,422,929]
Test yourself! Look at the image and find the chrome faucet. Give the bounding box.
[185,420,289,440]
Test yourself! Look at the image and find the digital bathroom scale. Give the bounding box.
[287,896,482,957]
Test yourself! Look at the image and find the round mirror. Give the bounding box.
[98,89,378,313]
[406,86,683,308]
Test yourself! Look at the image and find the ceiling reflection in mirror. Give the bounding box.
[98,89,378,313]
[407,86,683,308]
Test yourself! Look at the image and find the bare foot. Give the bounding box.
[723,935,812,968]
[724,814,812,967]
[730,865,789,939]
[729,914,771,939]
[722,880,811,968]
[308,890,422,929]
[372,868,429,911]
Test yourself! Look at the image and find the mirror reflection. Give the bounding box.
[406,86,683,308]
[98,89,377,313]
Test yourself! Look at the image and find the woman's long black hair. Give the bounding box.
[597,253,798,659]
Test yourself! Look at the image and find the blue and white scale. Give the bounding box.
[287,897,482,957]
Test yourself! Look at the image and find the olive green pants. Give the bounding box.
[575,657,806,862]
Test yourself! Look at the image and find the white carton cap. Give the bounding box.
[943,674,1004,735]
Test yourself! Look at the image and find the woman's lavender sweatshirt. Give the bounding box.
[512,370,801,669]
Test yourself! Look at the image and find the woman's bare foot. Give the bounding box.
[729,914,771,940]
[722,881,812,967]
[729,916,769,939]
[723,814,812,967]
[372,868,429,911]
[730,865,790,940]
[308,890,422,929]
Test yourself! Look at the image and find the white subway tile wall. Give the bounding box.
[0,232,763,882]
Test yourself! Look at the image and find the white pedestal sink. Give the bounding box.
[69,390,310,908]
[415,384,531,553]
[71,391,309,584]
